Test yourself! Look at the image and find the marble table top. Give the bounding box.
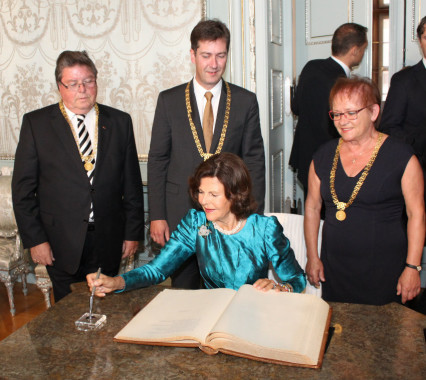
[0,282,425,379]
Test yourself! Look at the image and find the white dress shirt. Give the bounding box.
[193,75,223,132]
[331,56,351,78]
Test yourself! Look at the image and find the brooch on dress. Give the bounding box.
[198,222,212,238]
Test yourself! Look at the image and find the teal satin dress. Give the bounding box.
[121,209,306,293]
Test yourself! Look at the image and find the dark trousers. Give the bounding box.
[171,255,201,289]
[46,225,116,302]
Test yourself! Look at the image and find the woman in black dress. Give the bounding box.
[304,76,424,305]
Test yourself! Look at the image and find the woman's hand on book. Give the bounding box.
[86,273,125,297]
[253,279,289,292]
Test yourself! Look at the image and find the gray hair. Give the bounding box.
[55,50,97,83]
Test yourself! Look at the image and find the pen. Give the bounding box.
[89,267,101,320]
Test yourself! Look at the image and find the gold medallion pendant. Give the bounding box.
[336,210,346,221]
[84,162,94,171]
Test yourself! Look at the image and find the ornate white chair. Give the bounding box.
[0,171,30,316]
[265,213,323,297]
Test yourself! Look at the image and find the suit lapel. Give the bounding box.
[95,105,111,176]
[414,60,426,95]
[51,104,87,177]
[189,80,207,151]
[210,79,226,152]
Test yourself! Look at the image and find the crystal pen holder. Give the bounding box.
[75,313,107,331]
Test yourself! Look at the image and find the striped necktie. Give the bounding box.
[76,114,95,221]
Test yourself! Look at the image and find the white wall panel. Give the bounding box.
[0,0,205,160]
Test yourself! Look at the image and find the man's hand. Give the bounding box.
[150,220,170,247]
[30,242,54,266]
[122,240,139,259]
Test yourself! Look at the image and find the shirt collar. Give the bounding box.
[331,56,351,77]
[62,103,95,121]
[193,75,223,100]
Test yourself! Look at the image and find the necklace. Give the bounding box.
[213,219,243,235]
[185,80,231,161]
[59,101,99,171]
[330,132,384,221]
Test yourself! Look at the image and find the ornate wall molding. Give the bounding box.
[201,0,207,18]
[305,0,354,45]
[248,0,256,92]
[0,0,204,159]
[269,0,282,45]
[411,0,424,41]
[271,149,284,212]
[270,70,283,129]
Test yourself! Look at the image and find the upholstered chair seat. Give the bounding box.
[265,213,323,297]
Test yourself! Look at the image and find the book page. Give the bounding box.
[114,288,236,344]
[206,284,330,365]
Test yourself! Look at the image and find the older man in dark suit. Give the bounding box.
[12,51,144,302]
[148,19,265,289]
[289,23,368,195]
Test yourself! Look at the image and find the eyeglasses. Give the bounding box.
[59,79,97,92]
[328,105,373,121]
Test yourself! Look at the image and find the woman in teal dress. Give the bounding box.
[87,153,306,295]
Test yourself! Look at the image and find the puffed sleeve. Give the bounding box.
[119,210,199,292]
[265,216,306,293]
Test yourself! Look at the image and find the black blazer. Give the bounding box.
[289,57,346,189]
[148,79,265,231]
[380,60,426,169]
[12,103,144,274]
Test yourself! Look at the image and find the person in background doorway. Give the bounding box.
[290,23,368,197]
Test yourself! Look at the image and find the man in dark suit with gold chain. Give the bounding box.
[289,23,368,196]
[148,19,265,289]
[12,51,144,302]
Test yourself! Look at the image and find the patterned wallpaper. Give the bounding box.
[0,0,205,160]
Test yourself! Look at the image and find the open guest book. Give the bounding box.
[114,285,332,368]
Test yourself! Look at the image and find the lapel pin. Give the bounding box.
[102,126,106,130]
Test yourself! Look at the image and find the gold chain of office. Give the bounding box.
[185,80,231,161]
[330,132,384,221]
[59,101,99,171]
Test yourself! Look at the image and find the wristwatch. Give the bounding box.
[405,263,422,272]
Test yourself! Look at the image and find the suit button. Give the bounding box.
[90,188,95,193]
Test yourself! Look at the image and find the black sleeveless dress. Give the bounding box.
[313,136,414,305]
